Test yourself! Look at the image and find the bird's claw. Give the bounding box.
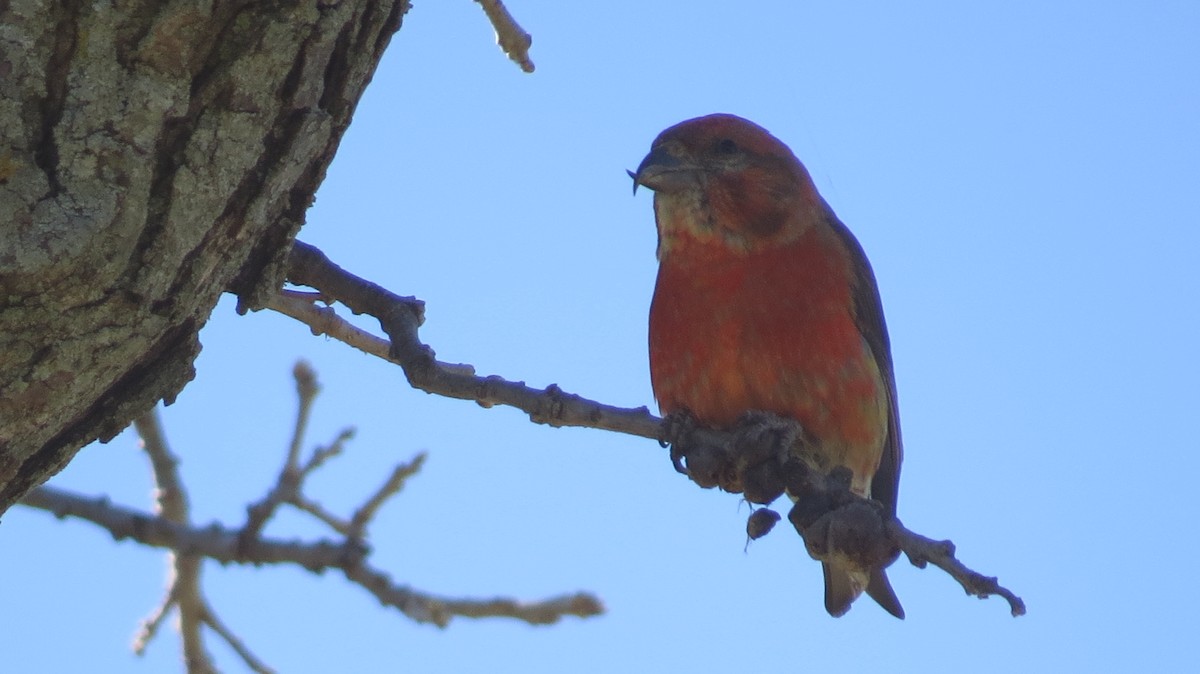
[730,411,802,504]
[669,444,687,475]
[661,409,698,475]
[732,410,799,464]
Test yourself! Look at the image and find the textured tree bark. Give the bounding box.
[0,0,406,513]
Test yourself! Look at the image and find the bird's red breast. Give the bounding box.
[649,225,889,492]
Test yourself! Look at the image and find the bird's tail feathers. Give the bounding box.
[823,561,904,619]
[866,567,905,619]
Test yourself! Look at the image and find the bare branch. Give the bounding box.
[240,363,326,544]
[300,429,353,476]
[176,556,212,674]
[439,593,606,624]
[132,586,177,656]
[348,452,426,539]
[132,411,188,657]
[268,291,394,363]
[288,360,321,466]
[291,494,355,536]
[22,486,362,568]
[132,410,227,673]
[135,411,188,522]
[342,563,601,626]
[287,428,361,536]
[20,484,602,627]
[888,520,1026,617]
[201,603,275,674]
[474,0,535,72]
[279,242,663,441]
[275,241,1026,616]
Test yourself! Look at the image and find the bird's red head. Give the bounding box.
[631,114,825,257]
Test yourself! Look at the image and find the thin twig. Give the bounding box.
[202,603,275,674]
[131,411,184,656]
[176,556,212,674]
[268,292,394,363]
[291,494,354,536]
[240,363,323,544]
[20,485,603,627]
[132,586,177,655]
[136,411,187,522]
[133,411,226,673]
[440,593,605,624]
[348,453,426,539]
[21,486,361,567]
[341,562,600,626]
[474,0,534,72]
[300,430,353,476]
[888,520,1026,616]
[288,361,320,467]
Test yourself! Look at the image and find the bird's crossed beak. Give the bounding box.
[628,144,696,196]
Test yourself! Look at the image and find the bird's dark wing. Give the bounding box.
[823,204,902,515]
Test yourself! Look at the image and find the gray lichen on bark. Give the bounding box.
[0,0,407,512]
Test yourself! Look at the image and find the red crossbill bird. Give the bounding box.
[632,113,904,618]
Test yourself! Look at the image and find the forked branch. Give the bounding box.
[20,364,604,673]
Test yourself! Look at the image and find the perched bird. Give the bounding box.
[631,114,904,618]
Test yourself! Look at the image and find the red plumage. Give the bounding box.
[633,114,904,618]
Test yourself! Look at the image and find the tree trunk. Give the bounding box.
[0,0,406,513]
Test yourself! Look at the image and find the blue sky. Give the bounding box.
[4,2,1199,671]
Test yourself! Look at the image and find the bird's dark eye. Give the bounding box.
[716,138,739,155]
